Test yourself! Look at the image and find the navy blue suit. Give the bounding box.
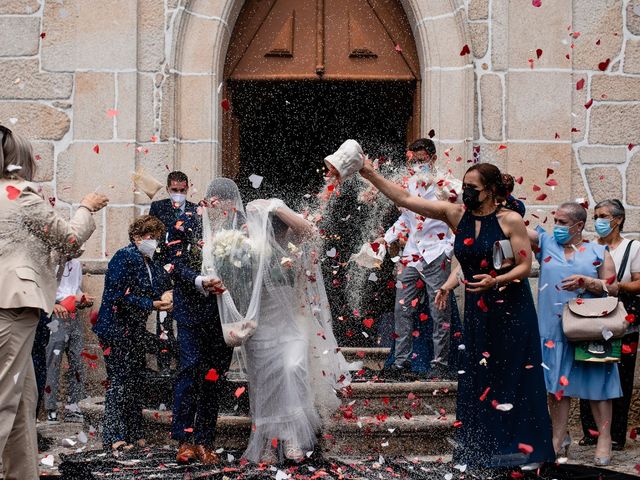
[94,244,172,446]
[149,198,198,265]
[167,209,233,447]
[148,198,198,368]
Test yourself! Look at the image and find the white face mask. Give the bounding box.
[170,193,187,207]
[137,239,158,259]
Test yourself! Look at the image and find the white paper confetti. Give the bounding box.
[275,469,289,480]
[601,328,613,341]
[495,403,514,412]
[326,248,337,258]
[368,273,378,282]
[78,431,88,444]
[41,454,55,467]
[248,174,263,189]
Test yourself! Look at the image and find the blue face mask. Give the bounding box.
[594,218,613,238]
[553,225,573,245]
[413,162,433,174]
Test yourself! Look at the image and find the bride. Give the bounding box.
[201,179,351,464]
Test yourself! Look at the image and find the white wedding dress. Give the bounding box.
[201,186,352,463]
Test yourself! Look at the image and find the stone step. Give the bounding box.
[342,381,457,417]
[321,414,456,457]
[341,347,390,370]
[80,397,456,456]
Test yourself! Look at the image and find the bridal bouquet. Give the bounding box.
[210,229,254,269]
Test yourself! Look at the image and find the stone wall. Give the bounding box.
[1,0,640,398]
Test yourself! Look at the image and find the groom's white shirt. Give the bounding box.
[383,170,454,269]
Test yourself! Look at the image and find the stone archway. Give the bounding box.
[170,0,473,194]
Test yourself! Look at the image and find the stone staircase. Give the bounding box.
[80,348,459,456]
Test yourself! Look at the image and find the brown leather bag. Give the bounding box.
[562,296,628,342]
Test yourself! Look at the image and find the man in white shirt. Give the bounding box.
[44,255,93,422]
[381,138,456,380]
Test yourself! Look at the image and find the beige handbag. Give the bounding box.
[562,296,628,342]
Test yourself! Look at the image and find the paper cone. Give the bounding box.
[132,168,163,200]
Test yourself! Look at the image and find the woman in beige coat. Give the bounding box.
[0,125,108,479]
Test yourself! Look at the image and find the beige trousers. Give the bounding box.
[0,307,40,480]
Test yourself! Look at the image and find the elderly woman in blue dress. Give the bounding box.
[529,201,622,466]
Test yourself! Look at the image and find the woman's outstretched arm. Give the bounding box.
[359,158,463,230]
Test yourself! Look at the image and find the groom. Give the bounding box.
[167,192,233,465]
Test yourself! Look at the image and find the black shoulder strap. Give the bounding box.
[617,240,635,283]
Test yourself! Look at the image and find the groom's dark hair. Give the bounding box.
[408,138,436,157]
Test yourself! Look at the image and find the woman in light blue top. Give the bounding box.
[529,202,622,466]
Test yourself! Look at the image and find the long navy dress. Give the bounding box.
[453,209,554,468]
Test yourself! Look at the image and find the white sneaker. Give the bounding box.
[47,411,58,423]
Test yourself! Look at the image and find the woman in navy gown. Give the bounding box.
[359,160,553,469]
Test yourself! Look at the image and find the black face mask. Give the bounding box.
[463,187,482,210]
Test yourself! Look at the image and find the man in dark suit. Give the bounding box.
[166,198,233,465]
[148,171,198,371]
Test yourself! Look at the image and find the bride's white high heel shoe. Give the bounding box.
[284,441,304,462]
[260,446,278,464]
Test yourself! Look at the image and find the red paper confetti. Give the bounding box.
[536,193,548,201]
[93,144,100,154]
[544,340,555,348]
[463,238,475,246]
[362,318,374,329]
[459,44,470,56]
[394,44,402,53]
[518,443,534,454]
[532,0,542,6]
[40,32,46,39]
[479,387,490,401]
[477,297,488,312]
[545,179,558,186]
[515,176,523,184]
[576,78,585,90]
[588,428,600,437]
[419,313,429,322]
[584,98,593,109]
[536,48,543,59]
[235,386,246,398]
[559,375,569,386]
[598,58,610,71]
[498,144,508,150]
[625,313,636,324]
[204,368,219,381]
[5,185,20,200]
[221,99,230,111]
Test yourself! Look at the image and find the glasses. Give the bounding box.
[0,125,11,148]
